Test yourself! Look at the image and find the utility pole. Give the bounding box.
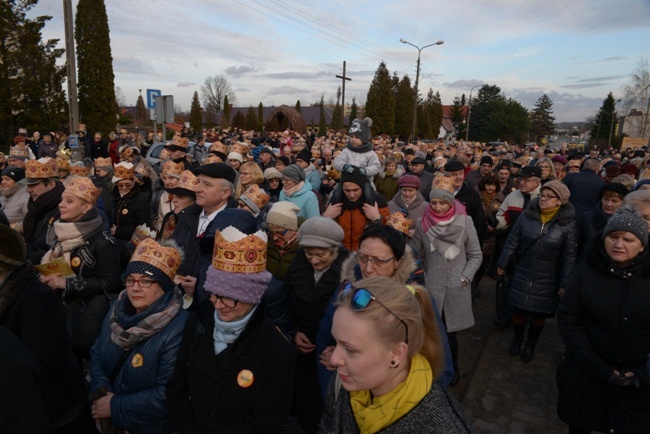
[336,61,352,123]
[63,0,79,134]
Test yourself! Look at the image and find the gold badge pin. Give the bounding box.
[122,208,129,215]
[131,353,144,368]
[71,257,81,267]
[237,369,254,388]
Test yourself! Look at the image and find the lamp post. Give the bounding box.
[400,38,444,143]
[465,84,483,142]
[608,98,621,149]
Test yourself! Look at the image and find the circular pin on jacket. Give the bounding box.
[237,369,254,388]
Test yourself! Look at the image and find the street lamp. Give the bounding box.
[400,38,444,143]
[608,98,621,149]
[465,84,483,142]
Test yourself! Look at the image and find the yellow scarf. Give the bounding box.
[350,353,432,433]
[540,206,560,224]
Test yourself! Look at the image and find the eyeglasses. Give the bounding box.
[539,194,558,200]
[124,277,156,288]
[211,294,239,308]
[357,252,395,266]
[344,281,408,345]
[117,182,134,190]
[268,228,289,238]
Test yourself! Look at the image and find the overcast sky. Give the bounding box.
[30,0,650,122]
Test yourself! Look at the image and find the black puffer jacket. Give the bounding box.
[110,184,151,241]
[497,198,577,315]
[557,241,650,432]
[577,203,609,261]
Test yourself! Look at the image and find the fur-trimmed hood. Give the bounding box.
[339,244,416,284]
[524,197,575,226]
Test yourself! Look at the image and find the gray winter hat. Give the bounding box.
[298,216,344,249]
[282,164,305,183]
[603,208,648,247]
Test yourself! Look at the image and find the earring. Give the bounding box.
[390,360,398,368]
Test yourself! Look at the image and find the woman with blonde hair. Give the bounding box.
[234,161,265,199]
[320,276,475,433]
[536,157,557,183]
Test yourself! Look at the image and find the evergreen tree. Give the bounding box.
[245,106,258,131]
[349,97,358,126]
[258,102,264,131]
[318,95,327,136]
[135,94,147,128]
[429,91,444,139]
[75,0,117,135]
[394,75,414,139]
[295,100,301,113]
[221,95,230,129]
[590,92,619,150]
[189,91,202,131]
[490,98,531,144]
[365,61,395,135]
[331,87,344,131]
[1,1,67,146]
[468,84,505,142]
[232,110,246,130]
[449,96,466,140]
[529,94,556,144]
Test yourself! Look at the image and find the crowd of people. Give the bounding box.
[1,119,650,433]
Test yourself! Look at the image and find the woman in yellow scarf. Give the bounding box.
[318,276,475,433]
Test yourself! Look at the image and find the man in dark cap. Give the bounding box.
[443,159,486,244]
[466,156,494,189]
[495,161,516,197]
[408,156,434,199]
[257,147,275,172]
[172,163,238,295]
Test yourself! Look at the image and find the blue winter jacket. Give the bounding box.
[278,181,320,219]
[89,289,188,434]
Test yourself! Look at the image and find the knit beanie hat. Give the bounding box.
[227,152,243,163]
[296,148,312,164]
[125,238,183,292]
[277,156,291,168]
[298,216,344,249]
[599,182,629,199]
[397,174,420,189]
[479,156,493,166]
[264,167,282,180]
[0,225,26,270]
[282,164,305,183]
[634,179,650,191]
[540,180,570,205]
[603,208,648,247]
[1,166,25,183]
[267,201,300,231]
[348,118,372,144]
[340,166,366,189]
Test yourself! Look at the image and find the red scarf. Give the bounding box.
[421,200,467,232]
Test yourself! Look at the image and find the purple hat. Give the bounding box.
[398,174,421,189]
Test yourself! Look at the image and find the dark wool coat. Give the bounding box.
[455,182,487,243]
[318,376,476,433]
[577,203,610,261]
[563,170,606,220]
[557,243,650,433]
[111,184,152,241]
[497,198,577,315]
[167,300,297,433]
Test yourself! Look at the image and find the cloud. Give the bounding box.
[443,79,486,90]
[176,82,196,87]
[267,86,310,96]
[559,83,608,89]
[225,66,259,77]
[235,88,252,93]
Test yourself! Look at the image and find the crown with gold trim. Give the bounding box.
[202,154,221,165]
[56,156,71,171]
[94,157,112,169]
[432,175,455,193]
[130,224,158,246]
[9,146,30,160]
[25,158,57,179]
[230,143,244,156]
[119,146,134,160]
[65,177,100,205]
[239,184,270,214]
[69,163,91,177]
[161,160,184,176]
[130,237,180,280]
[212,226,268,273]
[386,212,413,236]
[209,142,228,155]
[113,162,135,180]
[175,170,199,192]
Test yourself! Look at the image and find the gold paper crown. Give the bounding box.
[130,238,180,280]
[241,184,270,211]
[25,158,57,179]
[114,163,135,180]
[203,154,221,165]
[56,157,70,171]
[9,146,30,159]
[433,175,455,193]
[161,160,184,176]
[66,177,100,205]
[69,164,91,177]
[94,157,112,168]
[209,142,228,155]
[230,144,244,156]
[212,229,267,274]
[120,147,134,160]
[130,224,158,246]
[176,170,199,192]
[170,136,188,149]
[386,212,413,236]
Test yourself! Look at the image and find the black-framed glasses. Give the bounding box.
[357,252,395,266]
[343,281,409,345]
[124,277,156,288]
[211,294,239,308]
[268,227,289,238]
[539,194,558,200]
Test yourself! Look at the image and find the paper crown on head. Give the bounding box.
[239,184,270,215]
[9,146,30,160]
[386,212,413,236]
[119,146,134,159]
[209,142,228,155]
[56,156,71,171]
[167,170,199,195]
[432,175,455,193]
[130,224,158,246]
[203,154,222,164]
[169,136,188,150]
[230,143,244,156]
[94,157,112,168]
[212,226,268,274]
[69,162,91,177]
[65,177,100,205]
[113,162,135,181]
[130,237,180,281]
[161,160,184,176]
[25,158,57,179]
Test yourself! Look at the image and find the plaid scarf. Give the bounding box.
[109,287,182,350]
[422,201,468,261]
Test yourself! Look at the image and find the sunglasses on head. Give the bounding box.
[342,280,409,345]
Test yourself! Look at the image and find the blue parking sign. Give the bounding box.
[146,89,161,109]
